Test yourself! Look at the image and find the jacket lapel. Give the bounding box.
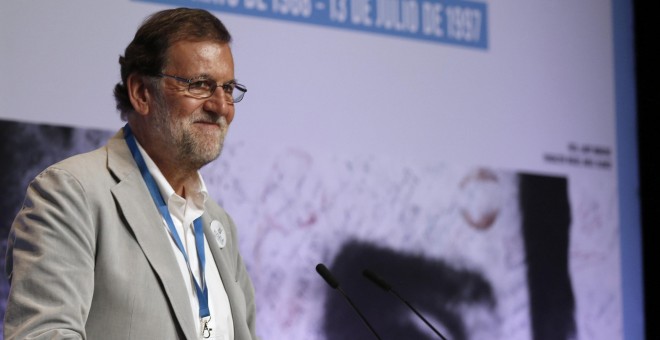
[106,130,198,340]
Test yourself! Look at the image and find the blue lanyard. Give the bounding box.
[123,124,210,320]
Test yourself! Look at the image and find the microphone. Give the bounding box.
[315,263,382,340]
[363,269,449,340]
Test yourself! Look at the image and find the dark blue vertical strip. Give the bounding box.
[519,174,575,340]
[613,0,644,338]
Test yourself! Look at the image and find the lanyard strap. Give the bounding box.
[123,124,210,319]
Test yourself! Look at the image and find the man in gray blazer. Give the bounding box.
[4,8,258,340]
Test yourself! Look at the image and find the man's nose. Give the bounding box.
[203,90,235,123]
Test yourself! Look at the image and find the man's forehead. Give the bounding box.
[166,39,232,57]
[164,40,234,71]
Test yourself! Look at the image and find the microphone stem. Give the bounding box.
[391,290,448,340]
[337,287,383,340]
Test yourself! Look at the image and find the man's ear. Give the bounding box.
[127,74,152,116]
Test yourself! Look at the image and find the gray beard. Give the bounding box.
[150,90,227,171]
[177,118,226,169]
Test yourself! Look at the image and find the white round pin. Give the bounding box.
[210,220,227,248]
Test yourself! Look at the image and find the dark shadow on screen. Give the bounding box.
[322,240,497,340]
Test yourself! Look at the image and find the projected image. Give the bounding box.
[225,149,579,339]
[0,120,619,339]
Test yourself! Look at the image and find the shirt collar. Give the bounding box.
[134,140,209,206]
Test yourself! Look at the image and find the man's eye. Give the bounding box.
[222,83,236,93]
[189,80,213,90]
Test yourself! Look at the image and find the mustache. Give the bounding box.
[191,113,228,126]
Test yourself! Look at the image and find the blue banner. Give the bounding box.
[136,0,488,49]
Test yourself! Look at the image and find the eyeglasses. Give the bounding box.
[158,73,247,103]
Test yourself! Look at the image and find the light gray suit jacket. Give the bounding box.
[4,130,258,340]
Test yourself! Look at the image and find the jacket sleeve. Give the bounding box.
[4,167,96,339]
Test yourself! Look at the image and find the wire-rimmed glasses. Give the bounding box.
[159,73,247,103]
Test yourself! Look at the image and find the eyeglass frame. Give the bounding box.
[158,73,247,103]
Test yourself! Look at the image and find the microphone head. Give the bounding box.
[362,269,392,292]
[316,263,340,289]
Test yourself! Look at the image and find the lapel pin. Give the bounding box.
[210,220,227,249]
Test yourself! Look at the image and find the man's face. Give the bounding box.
[150,39,236,170]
